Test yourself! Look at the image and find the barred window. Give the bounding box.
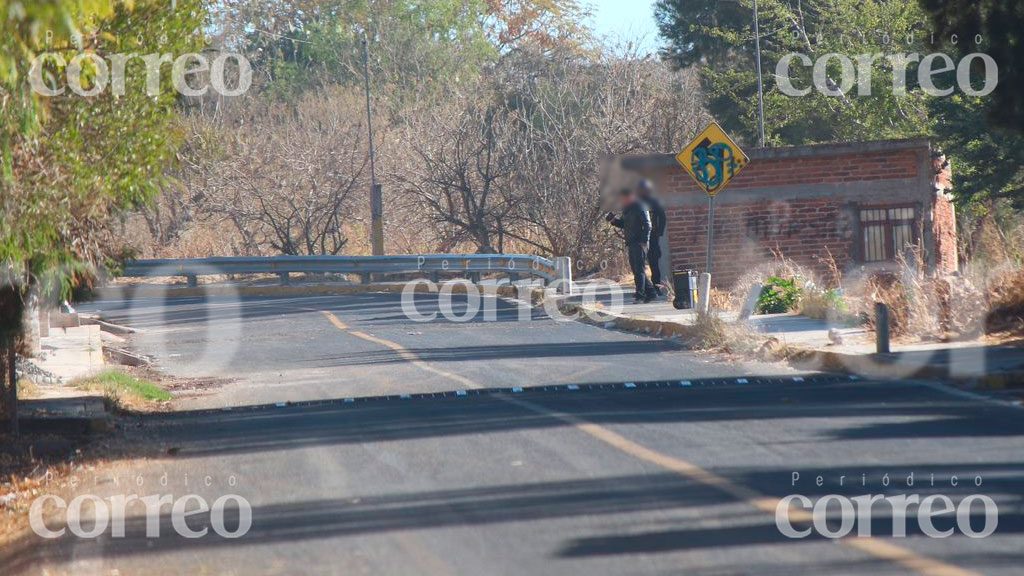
[859,206,917,263]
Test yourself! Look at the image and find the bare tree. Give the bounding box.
[133,36,709,266]
[198,89,370,255]
[504,46,709,273]
[396,88,520,253]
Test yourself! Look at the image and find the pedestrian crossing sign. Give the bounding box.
[676,122,749,197]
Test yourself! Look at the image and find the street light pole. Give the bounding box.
[753,0,766,148]
[362,34,384,255]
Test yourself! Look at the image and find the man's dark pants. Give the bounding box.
[648,240,663,289]
[627,243,656,300]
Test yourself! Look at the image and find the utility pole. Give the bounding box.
[362,34,384,255]
[753,0,766,148]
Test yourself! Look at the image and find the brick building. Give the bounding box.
[623,139,957,289]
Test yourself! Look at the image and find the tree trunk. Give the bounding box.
[7,345,15,437]
[1,342,16,436]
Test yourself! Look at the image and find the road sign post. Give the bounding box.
[676,122,750,278]
[706,195,714,274]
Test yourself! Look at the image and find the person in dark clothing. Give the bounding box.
[637,179,667,293]
[606,188,657,303]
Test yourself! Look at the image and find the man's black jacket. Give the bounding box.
[609,202,652,245]
[645,196,667,240]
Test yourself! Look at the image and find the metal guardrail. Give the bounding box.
[122,254,574,294]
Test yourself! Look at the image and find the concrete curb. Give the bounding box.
[8,397,113,436]
[2,412,111,437]
[783,348,1024,388]
[556,301,694,339]
[81,316,137,335]
[13,415,112,436]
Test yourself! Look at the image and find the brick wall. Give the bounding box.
[664,149,920,194]
[666,199,854,288]
[932,155,958,274]
[629,139,956,289]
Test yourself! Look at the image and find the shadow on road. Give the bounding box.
[123,380,1024,460]
[3,381,1024,572]
[4,459,1023,570]
[307,339,685,366]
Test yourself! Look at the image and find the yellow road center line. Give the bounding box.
[321,311,481,390]
[320,310,979,576]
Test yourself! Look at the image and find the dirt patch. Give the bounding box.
[160,375,234,395]
[102,364,232,408]
[0,411,174,553]
[0,432,94,549]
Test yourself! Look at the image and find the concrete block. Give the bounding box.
[739,282,763,320]
[50,312,81,329]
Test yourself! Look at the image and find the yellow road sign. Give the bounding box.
[676,122,749,197]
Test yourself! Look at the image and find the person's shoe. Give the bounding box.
[643,293,657,303]
[632,296,645,304]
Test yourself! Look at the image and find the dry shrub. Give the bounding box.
[968,211,1011,266]
[685,312,761,354]
[710,288,734,311]
[983,266,1024,335]
[846,248,992,340]
[689,312,728,349]
[799,288,849,322]
[14,378,38,400]
[851,272,929,337]
[848,251,942,339]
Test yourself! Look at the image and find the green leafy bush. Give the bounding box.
[757,277,802,314]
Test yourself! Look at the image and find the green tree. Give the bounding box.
[929,94,1024,208]
[216,0,590,103]
[919,0,1024,133]
[918,0,1024,229]
[1,1,207,429]
[2,0,207,288]
[655,0,932,146]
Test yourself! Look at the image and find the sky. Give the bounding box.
[586,0,663,53]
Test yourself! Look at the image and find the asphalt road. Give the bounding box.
[6,292,1023,575]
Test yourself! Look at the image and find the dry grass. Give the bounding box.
[729,246,1023,341]
[14,379,38,400]
[684,312,763,354]
[843,247,1019,341]
[798,288,851,323]
[710,289,734,311]
[983,266,1024,335]
[688,312,729,349]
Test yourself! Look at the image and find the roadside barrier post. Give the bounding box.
[556,257,573,295]
[698,273,712,314]
[739,282,763,320]
[875,302,891,354]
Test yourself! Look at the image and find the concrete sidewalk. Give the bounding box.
[10,324,110,433]
[30,325,105,384]
[566,282,868,348]
[562,281,1024,386]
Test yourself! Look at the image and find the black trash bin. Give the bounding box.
[672,269,699,310]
